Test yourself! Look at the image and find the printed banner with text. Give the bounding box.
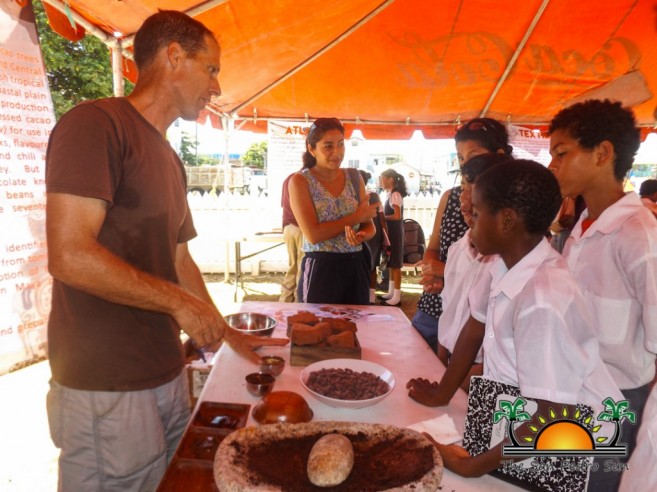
[266,121,310,210]
[508,124,551,166]
[0,2,53,374]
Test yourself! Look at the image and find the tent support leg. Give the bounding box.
[111,39,124,97]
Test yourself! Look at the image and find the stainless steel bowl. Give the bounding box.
[259,355,286,377]
[245,372,276,397]
[224,313,277,337]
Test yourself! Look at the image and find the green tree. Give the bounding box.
[493,397,532,447]
[597,397,636,447]
[196,155,220,166]
[32,1,133,119]
[241,141,267,169]
[179,132,198,165]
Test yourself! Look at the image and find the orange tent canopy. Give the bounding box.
[43,0,657,139]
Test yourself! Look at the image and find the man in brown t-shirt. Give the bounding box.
[45,11,288,491]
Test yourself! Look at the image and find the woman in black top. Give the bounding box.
[411,118,513,352]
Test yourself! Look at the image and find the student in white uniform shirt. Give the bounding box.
[406,153,508,407]
[431,160,623,492]
[548,100,657,472]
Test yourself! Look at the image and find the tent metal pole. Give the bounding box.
[221,116,233,196]
[41,0,134,60]
[220,114,233,282]
[480,0,551,118]
[41,0,111,42]
[111,39,124,97]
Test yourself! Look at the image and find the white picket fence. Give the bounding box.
[187,190,441,274]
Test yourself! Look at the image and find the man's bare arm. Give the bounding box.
[47,192,230,347]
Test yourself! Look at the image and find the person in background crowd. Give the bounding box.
[548,99,657,484]
[279,170,304,302]
[639,178,657,218]
[412,118,513,352]
[549,195,586,253]
[289,117,377,305]
[359,170,389,304]
[377,168,408,306]
[45,11,288,491]
[432,160,623,491]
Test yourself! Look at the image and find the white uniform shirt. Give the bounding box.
[563,192,657,389]
[388,190,403,208]
[620,384,657,491]
[438,230,495,362]
[470,239,622,408]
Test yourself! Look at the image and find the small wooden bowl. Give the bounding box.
[252,391,314,424]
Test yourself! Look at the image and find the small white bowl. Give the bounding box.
[300,359,395,409]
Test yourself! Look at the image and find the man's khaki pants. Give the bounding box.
[280,224,304,302]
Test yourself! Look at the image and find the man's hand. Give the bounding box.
[172,294,290,363]
[178,301,289,364]
[406,377,451,407]
[224,328,290,364]
[172,295,227,347]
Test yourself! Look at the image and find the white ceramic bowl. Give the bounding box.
[300,359,395,409]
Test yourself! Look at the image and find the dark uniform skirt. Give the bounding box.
[297,250,370,305]
[384,196,404,269]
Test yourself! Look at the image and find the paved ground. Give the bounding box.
[1,273,422,491]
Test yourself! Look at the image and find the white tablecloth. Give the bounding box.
[198,301,522,491]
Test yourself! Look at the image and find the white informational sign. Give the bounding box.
[508,124,552,166]
[266,120,310,215]
[0,2,53,374]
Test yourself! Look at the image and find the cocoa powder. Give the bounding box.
[229,431,435,491]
